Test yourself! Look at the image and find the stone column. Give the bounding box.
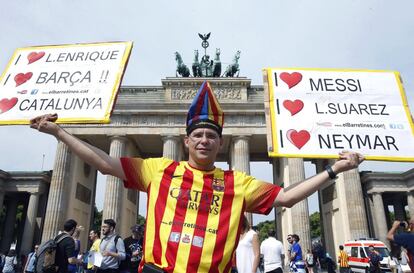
[230,136,251,174]
[407,192,414,219]
[162,135,181,161]
[372,192,388,245]
[230,136,252,224]
[285,158,311,252]
[0,198,18,251]
[21,192,40,254]
[102,136,127,225]
[342,168,369,239]
[42,142,72,242]
[394,196,406,221]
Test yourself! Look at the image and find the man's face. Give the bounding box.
[89,230,97,241]
[132,230,142,238]
[102,224,113,236]
[185,128,222,167]
[287,236,293,244]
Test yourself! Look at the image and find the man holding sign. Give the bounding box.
[30,81,363,273]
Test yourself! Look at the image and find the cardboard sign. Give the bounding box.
[263,68,414,162]
[0,41,133,124]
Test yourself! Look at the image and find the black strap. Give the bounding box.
[325,165,338,179]
[55,233,71,244]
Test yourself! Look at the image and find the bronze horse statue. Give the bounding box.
[213,48,221,77]
[192,50,202,77]
[175,52,190,77]
[223,50,241,77]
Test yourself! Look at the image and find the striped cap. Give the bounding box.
[186,81,224,136]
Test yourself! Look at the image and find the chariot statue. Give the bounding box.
[174,33,240,78]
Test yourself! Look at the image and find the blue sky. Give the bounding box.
[0,0,413,224]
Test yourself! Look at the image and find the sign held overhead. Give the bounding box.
[263,68,414,162]
[0,41,133,124]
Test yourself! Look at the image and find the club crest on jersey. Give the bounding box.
[212,178,225,192]
[182,234,191,244]
[169,232,181,243]
[192,236,204,248]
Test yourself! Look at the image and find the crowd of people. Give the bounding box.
[3,214,414,273]
[0,219,143,273]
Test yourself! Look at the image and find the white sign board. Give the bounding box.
[264,68,414,162]
[0,41,132,124]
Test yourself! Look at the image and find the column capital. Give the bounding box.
[368,190,384,195]
[232,134,252,141]
[108,135,128,142]
[161,134,181,141]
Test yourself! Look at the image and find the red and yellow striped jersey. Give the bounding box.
[121,157,281,273]
[338,250,349,267]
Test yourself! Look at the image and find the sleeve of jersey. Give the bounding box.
[241,173,282,215]
[120,157,161,192]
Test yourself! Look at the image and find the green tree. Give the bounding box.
[92,204,102,232]
[309,212,321,239]
[255,220,276,242]
[137,214,146,226]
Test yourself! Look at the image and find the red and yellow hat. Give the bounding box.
[186,81,224,136]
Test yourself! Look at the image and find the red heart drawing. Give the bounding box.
[283,99,304,116]
[286,129,310,149]
[27,51,45,64]
[14,72,33,87]
[0,97,18,114]
[280,72,303,89]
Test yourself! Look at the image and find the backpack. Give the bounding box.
[35,233,71,273]
[306,254,314,265]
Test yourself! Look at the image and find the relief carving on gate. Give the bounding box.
[171,87,242,100]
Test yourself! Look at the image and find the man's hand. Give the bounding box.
[392,220,401,229]
[30,113,60,136]
[387,220,402,241]
[332,151,365,174]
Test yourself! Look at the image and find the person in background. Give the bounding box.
[23,245,38,273]
[120,225,144,273]
[236,215,260,273]
[69,226,84,273]
[367,246,381,273]
[97,219,125,273]
[86,229,101,273]
[325,253,336,273]
[286,235,294,272]
[305,249,315,273]
[56,219,83,273]
[387,220,414,273]
[290,234,305,273]
[260,229,284,273]
[2,250,17,273]
[337,245,349,273]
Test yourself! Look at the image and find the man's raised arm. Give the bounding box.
[274,151,364,208]
[30,113,126,180]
